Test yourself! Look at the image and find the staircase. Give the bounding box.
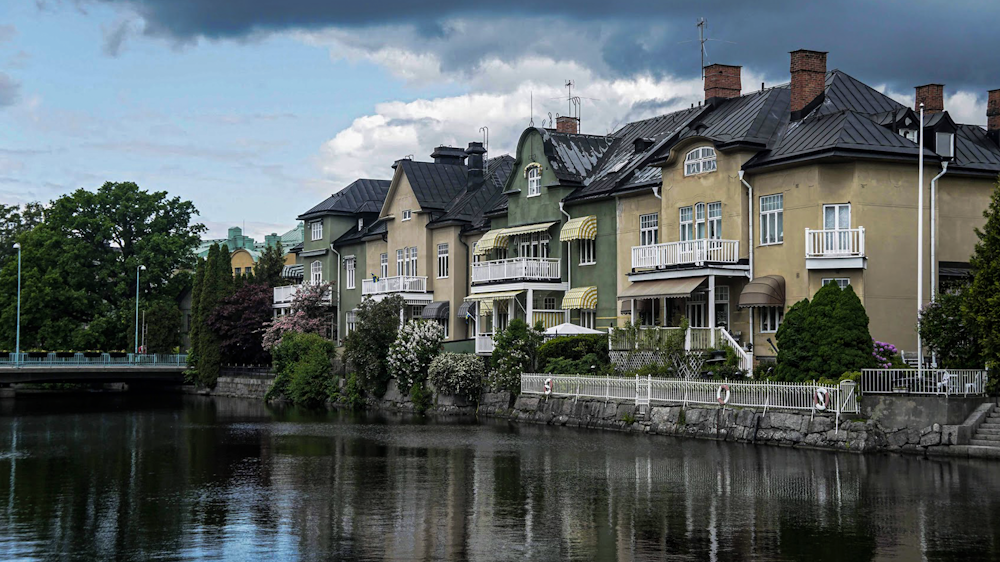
[970,405,1000,447]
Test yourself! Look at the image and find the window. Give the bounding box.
[437,243,449,278]
[760,193,783,245]
[310,260,322,284]
[708,202,722,239]
[640,213,659,246]
[901,129,918,142]
[684,146,717,176]
[822,278,851,289]
[543,296,557,310]
[396,249,404,276]
[472,243,481,264]
[380,253,388,279]
[580,310,595,330]
[346,310,357,337]
[715,285,730,330]
[345,257,356,289]
[679,206,693,241]
[407,247,418,276]
[527,165,541,197]
[579,239,595,265]
[234,267,241,275]
[517,233,550,258]
[695,202,706,240]
[358,218,364,231]
[436,318,449,339]
[759,306,784,333]
[310,220,323,241]
[402,209,412,221]
[936,132,954,158]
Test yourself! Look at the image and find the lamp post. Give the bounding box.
[917,103,925,381]
[12,243,20,364]
[134,264,146,355]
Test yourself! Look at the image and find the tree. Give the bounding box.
[0,202,44,263]
[260,281,334,350]
[265,331,335,405]
[920,287,984,369]
[188,258,206,362]
[965,177,1000,372]
[388,320,444,393]
[255,242,287,288]
[207,283,273,365]
[194,244,232,386]
[344,295,405,397]
[487,319,544,395]
[143,300,183,353]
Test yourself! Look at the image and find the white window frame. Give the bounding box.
[345,257,356,290]
[402,209,412,221]
[310,260,322,284]
[760,193,784,245]
[580,309,596,330]
[759,306,784,333]
[543,296,557,310]
[715,285,730,330]
[527,166,542,197]
[708,202,722,239]
[357,218,364,231]
[679,206,694,242]
[695,202,706,240]
[437,243,449,279]
[936,132,955,158]
[380,253,388,279]
[407,247,418,276]
[346,310,357,336]
[310,220,323,241]
[517,233,550,258]
[472,243,481,264]
[684,146,718,176]
[640,213,659,246]
[822,278,851,289]
[436,318,449,339]
[578,238,595,265]
[396,249,404,276]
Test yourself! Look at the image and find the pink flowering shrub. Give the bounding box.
[872,340,897,369]
[261,282,334,351]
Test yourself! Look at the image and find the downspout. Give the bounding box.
[738,170,755,359]
[652,185,662,327]
[459,233,472,338]
[930,161,948,304]
[559,201,571,323]
[330,244,342,345]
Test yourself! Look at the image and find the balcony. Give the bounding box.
[805,227,866,269]
[476,334,496,355]
[362,275,427,296]
[632,239,740,270]
[273,283,332,308]
[472,258,561,285]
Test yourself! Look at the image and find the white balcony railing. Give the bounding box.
[361,275,428,295]
[476,334,496,354]
[805,227,865,258]
[472,258,561,284]
[273,283,332,307]
[631,239,739,270]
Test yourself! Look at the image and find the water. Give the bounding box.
[1,394,1000,561]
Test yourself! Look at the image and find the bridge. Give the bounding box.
[0,353,188,385]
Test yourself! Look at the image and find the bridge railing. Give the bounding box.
[0,353,188,367]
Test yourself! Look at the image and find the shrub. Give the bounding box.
[872,340,897,369]
[388,320,443,393]
[341,372,365,409]
[409,382,431,414]
[343,295,405,397]
[487,319,543,395]
[288,345,335,406]
[264,332,335,405]
[919,287,985,369]
[429,353,486,403]
[537,334,609,373]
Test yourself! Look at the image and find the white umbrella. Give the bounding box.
[543,322,603,336]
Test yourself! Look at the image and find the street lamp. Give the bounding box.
[135,264,146,355]
[12,243,20,364]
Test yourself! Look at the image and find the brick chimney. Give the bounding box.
[915,84,944,115]
[987,89,1000,136]
[704,64,741,100]
[556,115,580,134]
[790,49,827,119]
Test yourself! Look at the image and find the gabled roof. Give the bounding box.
[953,124,1000,173]
[298,178,390,221]
[534,129,614,186]
[679,86,790,148]
[396,160,469,211]
[812,70,904,117]
[429,155,514,230]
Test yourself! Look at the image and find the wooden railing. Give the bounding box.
[472,258,561,283]
[805,227,865,258]
[361,275,428,295]
[632,239,739,270]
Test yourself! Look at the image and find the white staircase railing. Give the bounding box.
[716,328,753,374]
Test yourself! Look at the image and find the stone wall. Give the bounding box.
[863,394,985,428]
[211,374,275,400]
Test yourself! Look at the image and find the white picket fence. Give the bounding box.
[522,374,859,414]
[861,368,988,396]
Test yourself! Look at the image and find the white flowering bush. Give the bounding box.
[387,320,444,393]
[487,319,543,395]
[429,353,486,403]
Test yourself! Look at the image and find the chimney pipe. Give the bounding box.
[789,49,827,120]
[704,64,741,101]
[465,141,487,191]
[556,115,580,134]
[987,89,1000,139]
[915,84,944,115]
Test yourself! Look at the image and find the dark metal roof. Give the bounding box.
[297,178,391,221]
[397,160,469,211]
[536,129,614,185]
[953,124,1000,174]
[679,86,790,148]
[429,155,514,229]
[812,70,904,117]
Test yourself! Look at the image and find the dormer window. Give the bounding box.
[935,132,954,158]
[527,166,541,197]
[900,129,918,143]
[402,209,412,221]
[684,147,717,176]
[358,218,364,231]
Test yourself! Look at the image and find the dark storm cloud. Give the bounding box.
[89,0,1000,91]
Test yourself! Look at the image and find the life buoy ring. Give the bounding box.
[543,378,553,395]
[814,387,830,411]
[716,384,731,405]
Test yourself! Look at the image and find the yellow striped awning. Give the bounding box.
[497,221,557,242]
[562,286,598,310]
[560,215,597,241]
[479,300,493,315]
[474,229,505,256]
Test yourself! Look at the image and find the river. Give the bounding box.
[1,393,999,561]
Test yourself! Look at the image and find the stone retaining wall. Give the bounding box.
[211,374,275,400]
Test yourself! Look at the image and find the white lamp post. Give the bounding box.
[12,243,20,364]
[134,264,146,355]
[917,103,925,381]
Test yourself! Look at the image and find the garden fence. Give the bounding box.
[860,368,988,396]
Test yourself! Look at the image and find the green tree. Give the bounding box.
[0,202,44,263]
[143,300,183,353]
[255,242,287,288]
[265,331,336,404]
[344,295,405,397]
[920,287,984,369]
[487,319,544,395]
[188,258,206,362]
[194,244,232,387]
[965,177,1000,373]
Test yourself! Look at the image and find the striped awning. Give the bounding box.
[421,301,450,320]
[498,221,557,242]
[739,275,785,308]
[474,229,505,256]
[464,290,523,302]
[618,276,706,300]
[562,286,598,310]
[560,216,597,241]
[457,301,476,321]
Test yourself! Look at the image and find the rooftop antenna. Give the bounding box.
[697,18,707,78]
[529,91,534,126]
[479,126,489,161]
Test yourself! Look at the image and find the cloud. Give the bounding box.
[0,25,16,44]
[102,17,139,56]
[0,73,22,107]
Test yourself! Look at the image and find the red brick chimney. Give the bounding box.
[790,49,827,119]
[556,115,579,134]
[704,64,741,100]
[915,84,944,114]
[987,89,1000,135]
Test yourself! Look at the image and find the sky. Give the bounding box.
[0,0,997,240]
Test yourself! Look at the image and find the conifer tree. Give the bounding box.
[965,177,1000,371]
[255,241,287,288]
[187,256,206,366]
[195,244,232,387]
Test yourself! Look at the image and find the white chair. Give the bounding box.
[936,371,956,395]
[965,373,983,396]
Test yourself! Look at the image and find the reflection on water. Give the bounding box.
[1,394,1000,561]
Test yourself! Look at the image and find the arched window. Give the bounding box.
[310,260,322,284]
[684,146,717,176]
[527,165,542,197]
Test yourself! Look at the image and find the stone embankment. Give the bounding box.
[207,373,275,400]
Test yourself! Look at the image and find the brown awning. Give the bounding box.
[739,275,785,308]
[618,276,706,300]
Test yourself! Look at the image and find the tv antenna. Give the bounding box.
[479,126,489,161]
[678,18,736,78]
[529,91,534,126]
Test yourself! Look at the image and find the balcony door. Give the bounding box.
[686,293,707,328]
[823,204,851,254]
